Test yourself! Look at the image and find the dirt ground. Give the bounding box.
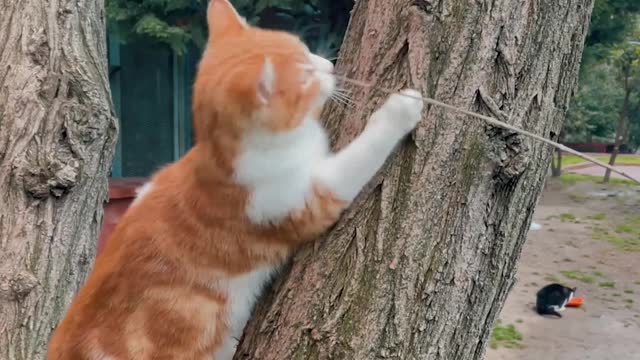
[485,179,640,360]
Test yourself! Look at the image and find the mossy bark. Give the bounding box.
[0,0,117,358]
[236,0,593,359]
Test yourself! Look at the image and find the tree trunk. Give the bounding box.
[551,148,562,177]
[0,0,117,358]
[236,0,592,359]
[603,81,630,183]
[551,133,564,177]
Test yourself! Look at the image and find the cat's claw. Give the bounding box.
[377,89,424,134]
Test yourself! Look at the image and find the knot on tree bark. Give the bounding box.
[27,28,50,66]
[488,129,530,182]
[0,270,39,301]
[18,142,80,199]
[61,101,117,155]
[14,95,115,199]
[475,88,530,182]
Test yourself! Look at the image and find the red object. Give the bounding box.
[97,178,147,256]
[564,142,607,153]
[567,297,584,307]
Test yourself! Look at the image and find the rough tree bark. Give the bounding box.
[236,0,592,359]
[0,0,117,358]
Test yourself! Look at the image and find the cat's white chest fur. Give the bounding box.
[212,266,277,360]
[234,117,330,224]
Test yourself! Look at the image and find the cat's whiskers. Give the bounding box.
[330,87,355,108]
[331,94,354,108]
[330,94,352,108]
[321,70,640,184]
[333,91,355,106]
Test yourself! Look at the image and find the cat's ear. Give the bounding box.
[207,0,247,38]
[256,58,275,105]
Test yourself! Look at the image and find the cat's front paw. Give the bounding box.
[376,89,424,134]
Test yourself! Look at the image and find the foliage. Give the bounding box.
[587,0,640,47]
[584,0,640,63]
[106,0,205,53]
[565,9,640,151]
[565,62,622,143]
[106,0,352,56]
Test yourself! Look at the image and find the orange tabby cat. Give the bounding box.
[47,0,423,359]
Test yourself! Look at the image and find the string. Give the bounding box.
[333,74,640,184]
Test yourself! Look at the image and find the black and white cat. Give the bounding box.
[536,283,576,318]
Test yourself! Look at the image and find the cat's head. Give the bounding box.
[564,286,577,300]
[193,0,335,140]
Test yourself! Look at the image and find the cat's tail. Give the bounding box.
[536,306,562,318]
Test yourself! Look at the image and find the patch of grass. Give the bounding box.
[625,298,634,304]
[635,281,640,285]
[592,227,640,252]
[515,319,524,324]
[600,234,640,252]
[588,213,608,221]
[568,193,589,203]
[561,270,595,284]
[599,281,616,289]
[612,293,622,297]
[560,173,637,186]
[592,271,605,277]
[562,154,640,167]
[559,213,577,222]
[544,275,560,282]
[562,258,574,262]
[490,321,523,350]
[624,289,634,294]
[562,155,591,166]
[615,223,640,235]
